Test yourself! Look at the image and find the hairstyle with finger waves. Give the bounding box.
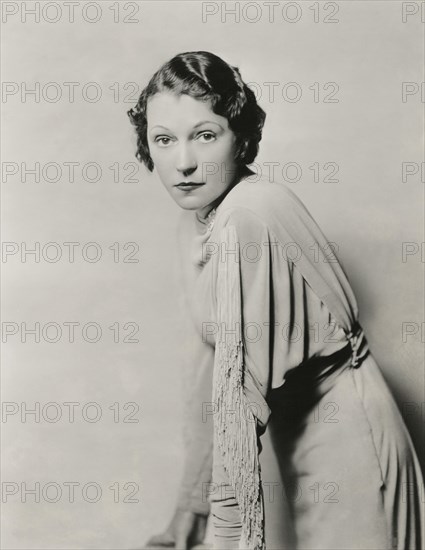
[127,51,266,172]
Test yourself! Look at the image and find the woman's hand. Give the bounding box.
[143,508,208,549]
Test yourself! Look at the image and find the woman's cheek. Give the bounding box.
[153,149,172,171]
[201,143,227,165]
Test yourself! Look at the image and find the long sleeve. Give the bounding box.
[210,208,275,550]
[174,214,215,517]
[175,316,215,516]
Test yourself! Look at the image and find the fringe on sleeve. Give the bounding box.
[212,224,266,550]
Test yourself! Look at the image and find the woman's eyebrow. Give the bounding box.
[150,125,171,131]
[193,120,224,130]
[150,121,224,132]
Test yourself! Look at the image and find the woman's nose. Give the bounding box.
[176,143,197,174]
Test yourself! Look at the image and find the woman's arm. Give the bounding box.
[210,208,275,550]
[144,216,215,549]
[145,344,213,549]
[174,212,216,518]
[176,326,215,517]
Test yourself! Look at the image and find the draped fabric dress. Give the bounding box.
[175,177,424,550]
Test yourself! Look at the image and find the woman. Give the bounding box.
[127,51,424,550]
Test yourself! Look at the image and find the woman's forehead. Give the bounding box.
[147,92,229,130]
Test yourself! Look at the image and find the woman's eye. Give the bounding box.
[197,132,216,143]
[155,136,172,146]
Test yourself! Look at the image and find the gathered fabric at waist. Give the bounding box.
[282,320,370,388]
[246,322,371,433]
[267,326,370,435]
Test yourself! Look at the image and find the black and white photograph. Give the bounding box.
[1,1,424,549]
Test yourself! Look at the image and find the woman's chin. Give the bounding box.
[171,194,206,211]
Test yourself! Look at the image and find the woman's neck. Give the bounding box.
[196,166,255,221]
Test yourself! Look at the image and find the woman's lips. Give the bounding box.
[175,182,205,190]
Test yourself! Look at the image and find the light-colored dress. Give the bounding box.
[175,177,424,550]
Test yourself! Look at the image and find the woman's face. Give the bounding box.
[146,91,239,217]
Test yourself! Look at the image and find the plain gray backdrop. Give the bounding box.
[2,1,424,548]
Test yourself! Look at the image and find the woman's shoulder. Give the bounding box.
[216,176,313,233]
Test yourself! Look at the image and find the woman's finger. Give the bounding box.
[143,531,175,548]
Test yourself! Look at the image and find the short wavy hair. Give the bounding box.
[127,51,266,172]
